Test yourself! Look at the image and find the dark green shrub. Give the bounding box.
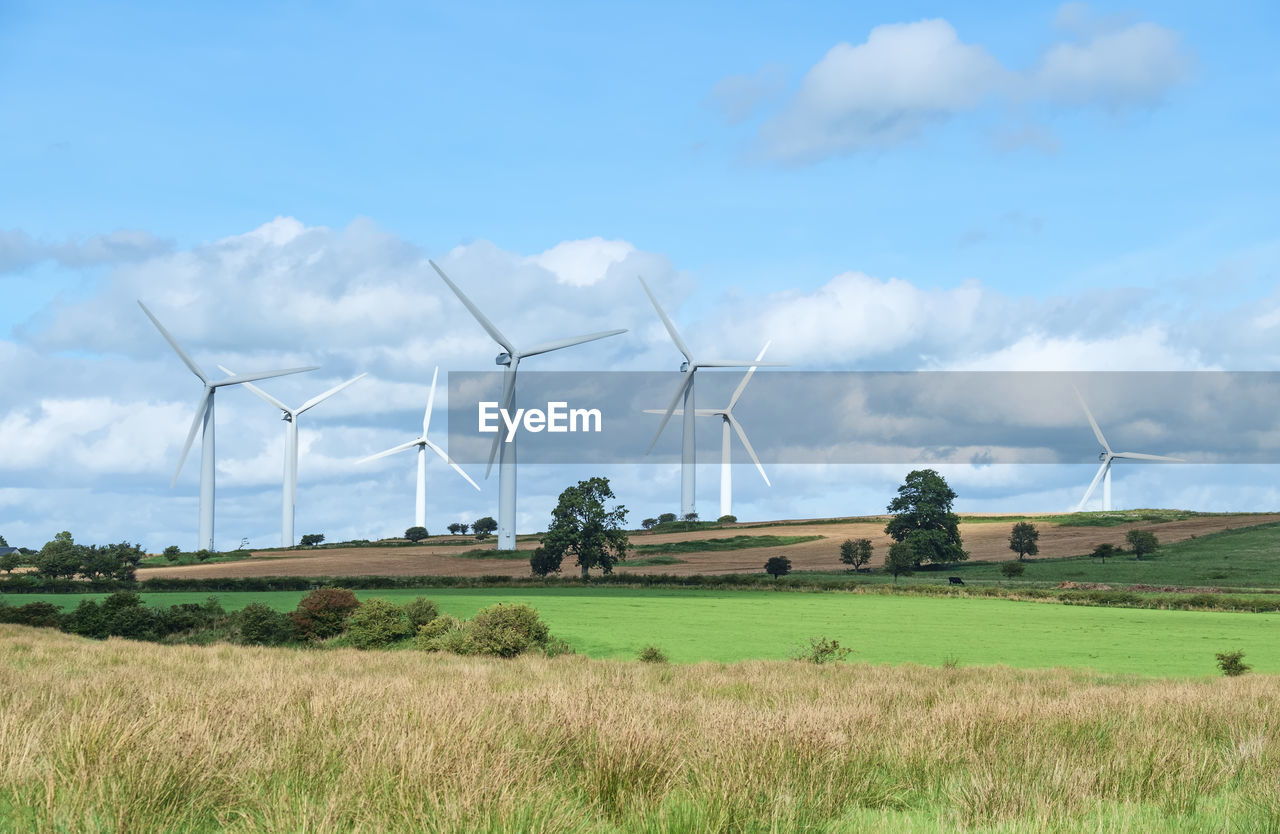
[0,601,64,628]
[414,615,462,651]
[1000,561,1026,579]
[717,515,737,524]
[404,526,429,542]
[794,636,853,664]
[403,597,440,629]
[235,602,296,645]
[163,545,182,562]
[1216,650,1250,677]
[290,587,360,640]
[638,645,668,663]
[64,599,108,638]
[463,603,550,657]
[540,636,575,657]
[345,598,413,649]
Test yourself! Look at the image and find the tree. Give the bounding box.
[1126,530,1159,560]
[885,469,967,565]
[404,526,430,542]
[0,534,7,546]
[300,533,325,547]
[1000,561,1026,579]
[1090,543,1116,564]
[657,513,677,525]
[764,555,792,579]
[446,523,467,535]
[163,545,182,562]
[33,531,83,580]
[683,512,699,523]
[840,538,873,572]
[1008,522,1039,561]
[534,477,629,579]
[884,541,916,583]
[0,552,19,574]
[472,517,498,540]
[641,518,658,530]
[290,588,360,641]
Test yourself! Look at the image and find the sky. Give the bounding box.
[2,1,1279,551]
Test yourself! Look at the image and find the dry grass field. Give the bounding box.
[138,513,1280,580]
[1,624,1276,833]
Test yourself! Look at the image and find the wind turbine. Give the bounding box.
[138,301,318,552]
[1074,387,1182,511]
[645,341,772,520]
[431,260,627,550]
[640,277,784,519]
[219,365,367,547]
[357,367,480,532]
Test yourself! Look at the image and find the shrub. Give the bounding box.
[235,602,296,645]
[64,599,108,638]
[290,587,360,641]
[163,545,182,562]
[194,549,214,562]
[0,601,64,628]
[717,515,737,524]
[683,513,699,523]
[300,533,325,547]
[345,598,414,649]
[1000,561,1026,579]
[404,526,429,542]
[657,513,677,525]
[539,636,575,657]
[403,597,440,629]
[794,636,853,664]
[463,603,550,657]
[1216,650,1250,677]
[638,645,668,663]
[641,518,658,530]
[414,615,462,651]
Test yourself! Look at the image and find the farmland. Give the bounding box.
[13,587,1279,676]
[2,625,1278,833]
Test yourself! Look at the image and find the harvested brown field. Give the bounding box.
[137,513,1280,580]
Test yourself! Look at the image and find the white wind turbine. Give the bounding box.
[1074,386,1182,511]
[431,260,627,550]
[139,301,318,552]
[645,341,772,520]
[640,277,784,519]
[357,367,480,532]
[219,365,367,547]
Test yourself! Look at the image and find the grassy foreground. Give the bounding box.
[1,625,1276,833]
[12,589,1280,676]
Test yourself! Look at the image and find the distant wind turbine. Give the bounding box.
[138,301,317,551]
[1074,386,1182,511]
[640,277,784,519]
[432,260,627,550]
[357,367,480,532]
[646,341,772,520]
[219,365,366,547]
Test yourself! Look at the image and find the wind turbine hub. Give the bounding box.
[680,360,689,372]
[1099,451,1108,462]
[282,413,293,422]
[495,352,512,366]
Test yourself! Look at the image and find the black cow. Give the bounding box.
[948,577,965,586]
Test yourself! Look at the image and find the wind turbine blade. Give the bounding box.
[646,372,694,454]
[297,372,367,415]
[641,409,718,416]
[1077,459,1109,511]
[638,276,693,362]
[138,301,209,384]
[212,367,319,387]
[172,388,212,487]
[1113,452,1184,462]
[696,360,787,368]
[430,260,515,355]
[425,438,481,491]
[727,341,770,411]
[728,415,770,487]
[486,363,518,478]
[518,329,627,359]
[356,439,422,464]
[1072,385,1111,454]
[217,365,291,413]
[423,366,439,436]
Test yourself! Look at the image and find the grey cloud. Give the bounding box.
[0,228,171,273]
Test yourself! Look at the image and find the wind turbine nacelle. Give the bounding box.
[1099,451,1108,462]
[680,361,689,372]
[282,412,294,422]
[495,352,512,366]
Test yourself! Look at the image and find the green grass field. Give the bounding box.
[13,587,1278,676]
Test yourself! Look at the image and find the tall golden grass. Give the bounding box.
[0,624,1276,833]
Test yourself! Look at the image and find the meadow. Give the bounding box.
[1,624,1277,833]
[13,587,1279,676]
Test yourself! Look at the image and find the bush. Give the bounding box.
[794,636,853,664]
[414,615,462,651]
[404,527,429,542]
[0,601,65,628]
[717,515,737,524]
[163,545,182,562]
[194,549,214,563]
[657,513,677,525]
[463,603,550,657]
[641,518,658,530]
[235,602,296,645]
[300,533,325,547]
[403,597,440,629]
[1216,650,1250,677]
[346,598,414,649]
[1000,561,1026,579]
[290,587,360,641]
[638,645,668,663]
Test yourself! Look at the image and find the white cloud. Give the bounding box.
[1033,22,1191,110]
[0,228,170,273]
[528,237,636,287]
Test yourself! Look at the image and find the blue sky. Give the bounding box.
[2,2,1279,549]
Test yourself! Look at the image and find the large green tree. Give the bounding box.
[884,469,967,565]
[532,477,629,579]
[33,531,84,580]
[1008,522,1040,561]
